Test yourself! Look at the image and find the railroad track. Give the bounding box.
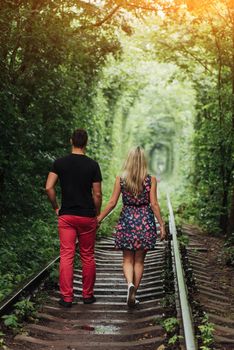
[1,196,234,350]
[13,237,167,350]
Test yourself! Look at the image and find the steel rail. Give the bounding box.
[167,193,197,350]
[0,210,115,316]
[0,255,60,316]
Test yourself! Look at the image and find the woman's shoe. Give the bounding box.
[127,283,135,307]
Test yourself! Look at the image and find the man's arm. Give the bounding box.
[92,182,102,216]
[45,172,59,214]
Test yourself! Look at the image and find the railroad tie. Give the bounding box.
[14,237,167,350]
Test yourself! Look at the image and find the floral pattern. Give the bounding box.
[114,175,157,251]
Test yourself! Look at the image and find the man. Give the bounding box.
[45,129,102,307]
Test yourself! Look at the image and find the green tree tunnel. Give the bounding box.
[0,0,233,300]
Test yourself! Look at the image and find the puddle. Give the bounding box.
[94,325,120,334]
[72,324,120,334]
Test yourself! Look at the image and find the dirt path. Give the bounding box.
[183,224,234,349]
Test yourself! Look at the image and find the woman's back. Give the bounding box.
[97,146,165,307]
[116,174,157,251]
[120,175,151,207]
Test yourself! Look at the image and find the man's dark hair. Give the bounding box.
[71,129,88,148]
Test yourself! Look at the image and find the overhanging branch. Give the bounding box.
[93,5,121,27]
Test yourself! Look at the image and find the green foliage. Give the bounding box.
[168,334,183,345]
[0,0,121,217]
[1,0,234,303]
[222,246,234,266]
[146,1,234,235]
[0,0,123,301]
[33,290,50,308]
[160,295,174,309]
[197,315,215,349]
[14,300,36,320]
[2,299,37,333]
[160,317,181,348]
[178,234,190,247]
[0,217,59,301]
[2,314,21,330]
[48,268,60,285]
[96,207,121,239]
[0,331,7,350]
[161,317,179,333]
[222,234,234,266]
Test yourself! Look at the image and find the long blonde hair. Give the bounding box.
[122,146,148,195]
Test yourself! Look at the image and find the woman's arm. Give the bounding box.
[97,176,121,223]
[150,176,166,239]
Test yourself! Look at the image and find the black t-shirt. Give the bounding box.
[51,154,102,217]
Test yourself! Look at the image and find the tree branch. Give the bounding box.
[75,0,99,13]
[224,0,234,25]
[125,3,157,12]
[157,39,213,74]
[211,2,232,27]
[93,5,121,27]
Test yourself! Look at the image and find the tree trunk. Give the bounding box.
[227,0,234,235]
[228,188,234,234]
[220,188,229,234]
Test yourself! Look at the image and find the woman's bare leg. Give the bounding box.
[133,250,146,290]
[122,250,135,284]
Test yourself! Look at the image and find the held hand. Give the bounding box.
[97,216,102,224]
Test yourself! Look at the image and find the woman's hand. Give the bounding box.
[159,225,166,241]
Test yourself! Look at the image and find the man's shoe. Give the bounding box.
[58,298,72,308]
[83,296,96,304]
[127,283,135,307]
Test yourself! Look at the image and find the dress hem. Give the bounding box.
[114,245,157,252]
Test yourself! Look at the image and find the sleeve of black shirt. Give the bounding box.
[93,162,102,182]
[51,160,58,175]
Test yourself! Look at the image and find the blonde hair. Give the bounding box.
[122,146,148,195]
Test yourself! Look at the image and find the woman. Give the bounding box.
[97,146,166,307]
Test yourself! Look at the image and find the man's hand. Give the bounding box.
[55,208,59,216]
[96,216,102,229]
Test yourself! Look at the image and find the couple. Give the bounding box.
[46,129,166,308]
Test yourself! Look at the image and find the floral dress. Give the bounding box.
[114,175,157,251]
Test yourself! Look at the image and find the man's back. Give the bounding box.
[52,154,102,217]
[46,128,102,306]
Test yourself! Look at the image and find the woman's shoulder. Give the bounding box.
[145,174,156,186]
[117,175,125,187]
[149,175,156,182]
[145,174,155,180]
[117,175,123,181]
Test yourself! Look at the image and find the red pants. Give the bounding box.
[58,215,97,302]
